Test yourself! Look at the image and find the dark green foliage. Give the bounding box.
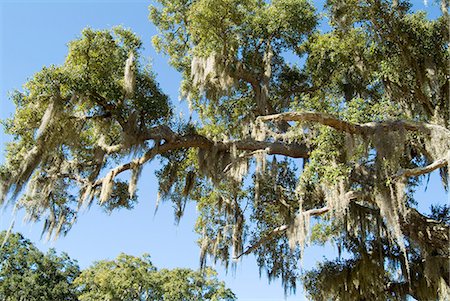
[0,231,80,301]
[0,232,235,301]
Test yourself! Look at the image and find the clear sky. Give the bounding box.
[0,1,447,301]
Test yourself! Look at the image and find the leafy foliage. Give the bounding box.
[0,232,235,301]
[0,231,80,301]
[75,253,236,301]
[1,27,171,239]
[1,0,449,300]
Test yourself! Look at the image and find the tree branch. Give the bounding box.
[258,111,360,133]
[236,189,450,260]
[395,154,449,178]
[234,191,367,259]
[234,206,331,259]
[257,111,450,137]
[233,62,259,87]
[90,133,310,193]
[234,225,289,259]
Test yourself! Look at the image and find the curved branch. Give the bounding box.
[90,133,310,194]
[235,190,377,260]
[395,154,449,178]
[258,111,360,133]
[98,125,180,154]
[257,111,450,137]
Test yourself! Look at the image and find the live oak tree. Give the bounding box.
[75,254,236,301]
[1,0,449,300]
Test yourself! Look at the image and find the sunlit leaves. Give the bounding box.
[75,253,236,301]
[1,27,171,238]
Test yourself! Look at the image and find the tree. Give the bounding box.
[75,253,236,301]
[1,0,449,300]
[0,231,235,301]
[0,231,80,301]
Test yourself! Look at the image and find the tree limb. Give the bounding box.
[233,62,259,87]
[235,192,450,260]
[395,154,449,178]
[257,111,450,137]
[234,225,289,259]
[235,190,378,260]
[90,133,310,192]
[234,206,331,259]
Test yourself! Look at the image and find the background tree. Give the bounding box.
[0,231,80,301]
[0,0,449,300]
[75,253,236,301]
[0,231,235,301]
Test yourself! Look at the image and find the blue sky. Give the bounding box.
[0,1,447,300]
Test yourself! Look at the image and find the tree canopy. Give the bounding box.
[0,231,235,301]
[1,0,449,300]
[75,254,235,301]
[0,231,80,301]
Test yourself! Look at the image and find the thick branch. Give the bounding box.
[233,62,259,87]
[98,125,179,154]
[258,111,360,133]
[234,225,288,259]
[91,133,310,190]
[257,111,450,137]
